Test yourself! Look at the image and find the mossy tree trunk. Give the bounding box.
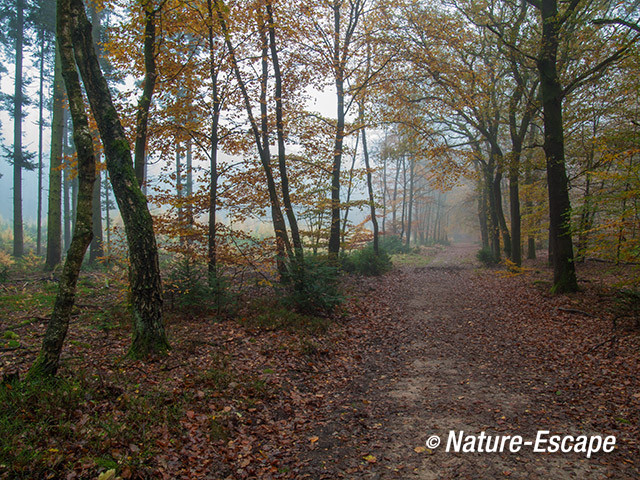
[28,0,96,378]
[66,0,169,357]
[133,0,158,188]
[45,47,65,272]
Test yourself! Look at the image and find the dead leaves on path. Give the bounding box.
[1,253,639,479]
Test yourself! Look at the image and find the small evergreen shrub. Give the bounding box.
[477,247,498,266]
[280,255,343,315]
[343,247,393,276]
[166,256,236,314]
[375,235,412,254]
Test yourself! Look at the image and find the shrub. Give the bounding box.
[477,247,498,266]
[343,247,393,276]
[165,256,236,315]
[375,235,412,254]
[280,255,343,315]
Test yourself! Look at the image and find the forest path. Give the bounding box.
[301,244,629,479]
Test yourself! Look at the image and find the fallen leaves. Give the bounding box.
[1,246,639,479]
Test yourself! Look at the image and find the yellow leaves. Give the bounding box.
[97,469,117,480]
[363,454,377,463]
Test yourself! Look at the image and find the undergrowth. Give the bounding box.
[0,373,184,479]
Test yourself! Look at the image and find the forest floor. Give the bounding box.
[1,244,639,479]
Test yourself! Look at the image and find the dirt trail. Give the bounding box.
[301,244,632,479]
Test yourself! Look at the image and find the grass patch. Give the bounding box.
[391,252,434,267]
[243,300,331,334]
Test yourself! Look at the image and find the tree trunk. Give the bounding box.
[206,0,221,285]
[257,15,291,274]
[400,155,406,240]
[63,122,72,252]
[266,0,303,262]
[493,164,512,258]
[341,134,359,244]
[381,141,387,234]
[537,0,578,293]
[46,48,65,271]
[392,157,400,235]
[67,0,169,356]
[406,156,415,248]
[327,3,345,260]
[88,1,104,264]
[215,2,291,275]
[485,162,500,260]
[28,0,96,377]
[362,126,379,254]
[103,173,111,259]
[524,164,536,259]
[13,0,25,258]
[478,173,489,249]
[89,166,104,263]
[134,1,158,188]
[37,30,47,257]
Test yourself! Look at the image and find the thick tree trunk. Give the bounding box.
[485,163,500,260]
[537,0,578,293]
[88,2,104,264]
[13,0,25,258]
[28,0,96,378]
[478,173,489,249]
[46,48,65,271]
[328,76,345,258]
[67,0,169,356]
[328,4,345,260]
[493,165,512,258]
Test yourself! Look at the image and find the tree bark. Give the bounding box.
[134,1,158,188]
[265,0,303,262]
[13,0,25,258]
[45,47,65,271]
[67,0,169,356]
[206,0,221,284]
[406,156,415,248]
[362,126,379,254]
[341,134,359,244]
[28,0,96,377]
[37,30,47,257]
[536,0,578,292]
[216,2,291,277]
[88,2,104,264]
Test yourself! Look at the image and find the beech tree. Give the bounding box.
[64,0,168,357]
[29,0,96,377]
